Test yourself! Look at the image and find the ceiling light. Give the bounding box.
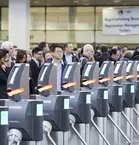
[113,0,121,3]
[107,7,113,9]
[74,0,79,3]
[34,1,40,4]
[120,33,126,35]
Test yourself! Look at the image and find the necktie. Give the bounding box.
[38,61,42,69]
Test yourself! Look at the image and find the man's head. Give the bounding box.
[110,48,121,61]
[44,51,52,61]
[122,46,128,56]
[12,45,18,57]
[64,43,73,54]
[83,44,94,58]
[1,41,14,56]
[38,42,49,53]
[0,49,9,67]
[50,44,63,60]
[99,44,108,53]
[32,47,43,61]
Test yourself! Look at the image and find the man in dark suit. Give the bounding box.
[29,47,43,93]
[63,43,79,64]
[95,45,109,67]
[107,48,121,64]
[0,49,11,99]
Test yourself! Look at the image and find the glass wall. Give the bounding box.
[30,7,46,45]
[1,8,8,40]
[46,7,94,44]
[0,6,139,48]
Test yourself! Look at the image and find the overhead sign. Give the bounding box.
[103,8,139,35]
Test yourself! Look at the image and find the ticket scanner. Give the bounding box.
[84,61,112,145]
[0,64,43,145]
[109,61,127,113]
[32,63,70,145]
[81,62,111,145]
[106,61,132,145]
[61,62,91,145]
[97,61,131,145]
[0,106,9,145]
[123,61,137,108]
[134,62,139,132]
[134,61,139,106]
[135,62,139,104]
[120,61,139,144]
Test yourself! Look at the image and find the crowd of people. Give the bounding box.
[0,41,138,99]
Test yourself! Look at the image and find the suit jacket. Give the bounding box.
[107,56,117,64]
[62,52,79,64]
[29,59,41,89]
[95,52,109,67]
[46,58,66,77]
[46,58,66,88]
[79,55,90,75]
[0,67,11,99]
[11,57,16,67]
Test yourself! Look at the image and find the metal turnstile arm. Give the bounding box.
[91,119,111,145]
[71,123,88,145]
[108,115,131,144]
[69,114,88,145]
[47,131,56,145]
[133,108,139,118]
[43,121,57,145]
[122,111,139,137]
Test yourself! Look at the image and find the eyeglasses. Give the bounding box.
[55,51,63,54]
[37,53,43,56]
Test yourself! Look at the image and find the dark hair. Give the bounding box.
[109,49,119,56]
[50,44,63,52]
[117,47,122,51]
[45,51,51,54]
[32,47,42,56]
[13,45,18,49]
[100,45,108,53]
[80,47,83,54]
[16,50,27,63]
[0,49,9,60]
[44,51,51,58]
[132,47,139,59]
[38,42,47,49]
[73,48,77,51]
[63,43,68,49]
[63,43,71,50]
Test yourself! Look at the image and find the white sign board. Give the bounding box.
[103,8,139,35]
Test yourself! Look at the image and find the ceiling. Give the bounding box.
[1,0,139,6]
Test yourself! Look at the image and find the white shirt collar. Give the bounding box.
[32,58,39,66]
[65,52,72,57]
[52,58,64,65]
